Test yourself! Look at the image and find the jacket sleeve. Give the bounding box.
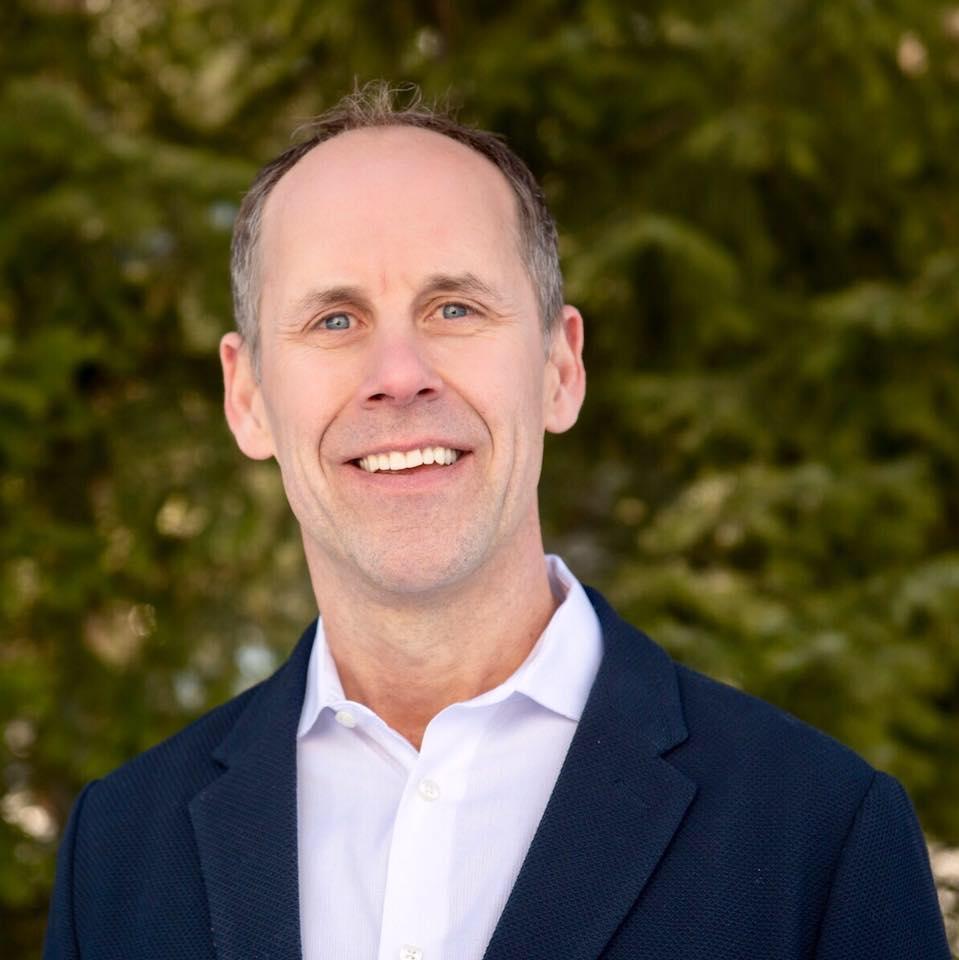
[43,781,98,960]
[814,770,951,959]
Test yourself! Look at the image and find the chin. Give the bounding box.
[348,535,493,601]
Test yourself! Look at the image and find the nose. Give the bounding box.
[360,328,443,408]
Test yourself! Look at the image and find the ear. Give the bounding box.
[220,332,276,460]
[543,305,586,434]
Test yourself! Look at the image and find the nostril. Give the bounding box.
[364,382,440,406]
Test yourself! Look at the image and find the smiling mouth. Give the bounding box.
[354,446,462,473]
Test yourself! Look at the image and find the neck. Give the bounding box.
[305,534,558,750]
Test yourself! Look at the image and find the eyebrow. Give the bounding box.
[282,285,373,327]
[415,272,504,305]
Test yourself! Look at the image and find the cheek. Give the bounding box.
[264,349,356,424]
[258,386,329,469]
[444,334,545,403]
[470,367,548,464]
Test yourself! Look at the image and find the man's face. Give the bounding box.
[222,126,584,600]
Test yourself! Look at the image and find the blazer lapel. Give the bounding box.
[189,622,316,960]
[484,589,697,960]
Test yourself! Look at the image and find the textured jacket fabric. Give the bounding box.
[44,589,950,959]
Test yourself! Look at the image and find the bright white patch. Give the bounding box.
[357,447,461,472]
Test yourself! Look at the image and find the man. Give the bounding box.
[45,85,949,960]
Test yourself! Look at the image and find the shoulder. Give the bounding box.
[588,585,883,841]
[79,681,264,826]
[666,658,881,853]
[663,668,946,956]
[591,581,877,792]
[584,592,948,955]
[588,585,876,797]
[76,618,315,825]
[675,659,873,783]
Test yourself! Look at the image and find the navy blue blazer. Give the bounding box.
[45,589,949,959]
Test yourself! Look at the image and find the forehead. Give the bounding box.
[258,126,524,293]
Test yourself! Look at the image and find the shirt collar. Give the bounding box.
[297,554,603,738]
[510,554,603,721]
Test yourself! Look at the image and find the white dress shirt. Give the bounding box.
[296,555,603,960]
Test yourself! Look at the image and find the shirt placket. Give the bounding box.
[376,706,485,960]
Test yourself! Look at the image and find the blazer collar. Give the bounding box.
[189,620,316,960]
[483,587,696,960]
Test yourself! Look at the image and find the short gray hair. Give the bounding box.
[230,82,563,361]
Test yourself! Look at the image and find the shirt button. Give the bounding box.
[417,778,441,802]
[399,946,423,960]
[334,709,356,728]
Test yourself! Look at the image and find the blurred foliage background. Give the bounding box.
[2,0,958,954]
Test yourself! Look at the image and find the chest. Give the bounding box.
[296,695,577,960]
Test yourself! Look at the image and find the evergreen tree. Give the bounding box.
[2,0,957,953]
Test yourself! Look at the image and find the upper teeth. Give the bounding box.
[358,447,460,472]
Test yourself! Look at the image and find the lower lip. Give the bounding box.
[347,453,470,490]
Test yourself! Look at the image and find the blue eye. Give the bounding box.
[322,313,351,330]
[441,303,471,319]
